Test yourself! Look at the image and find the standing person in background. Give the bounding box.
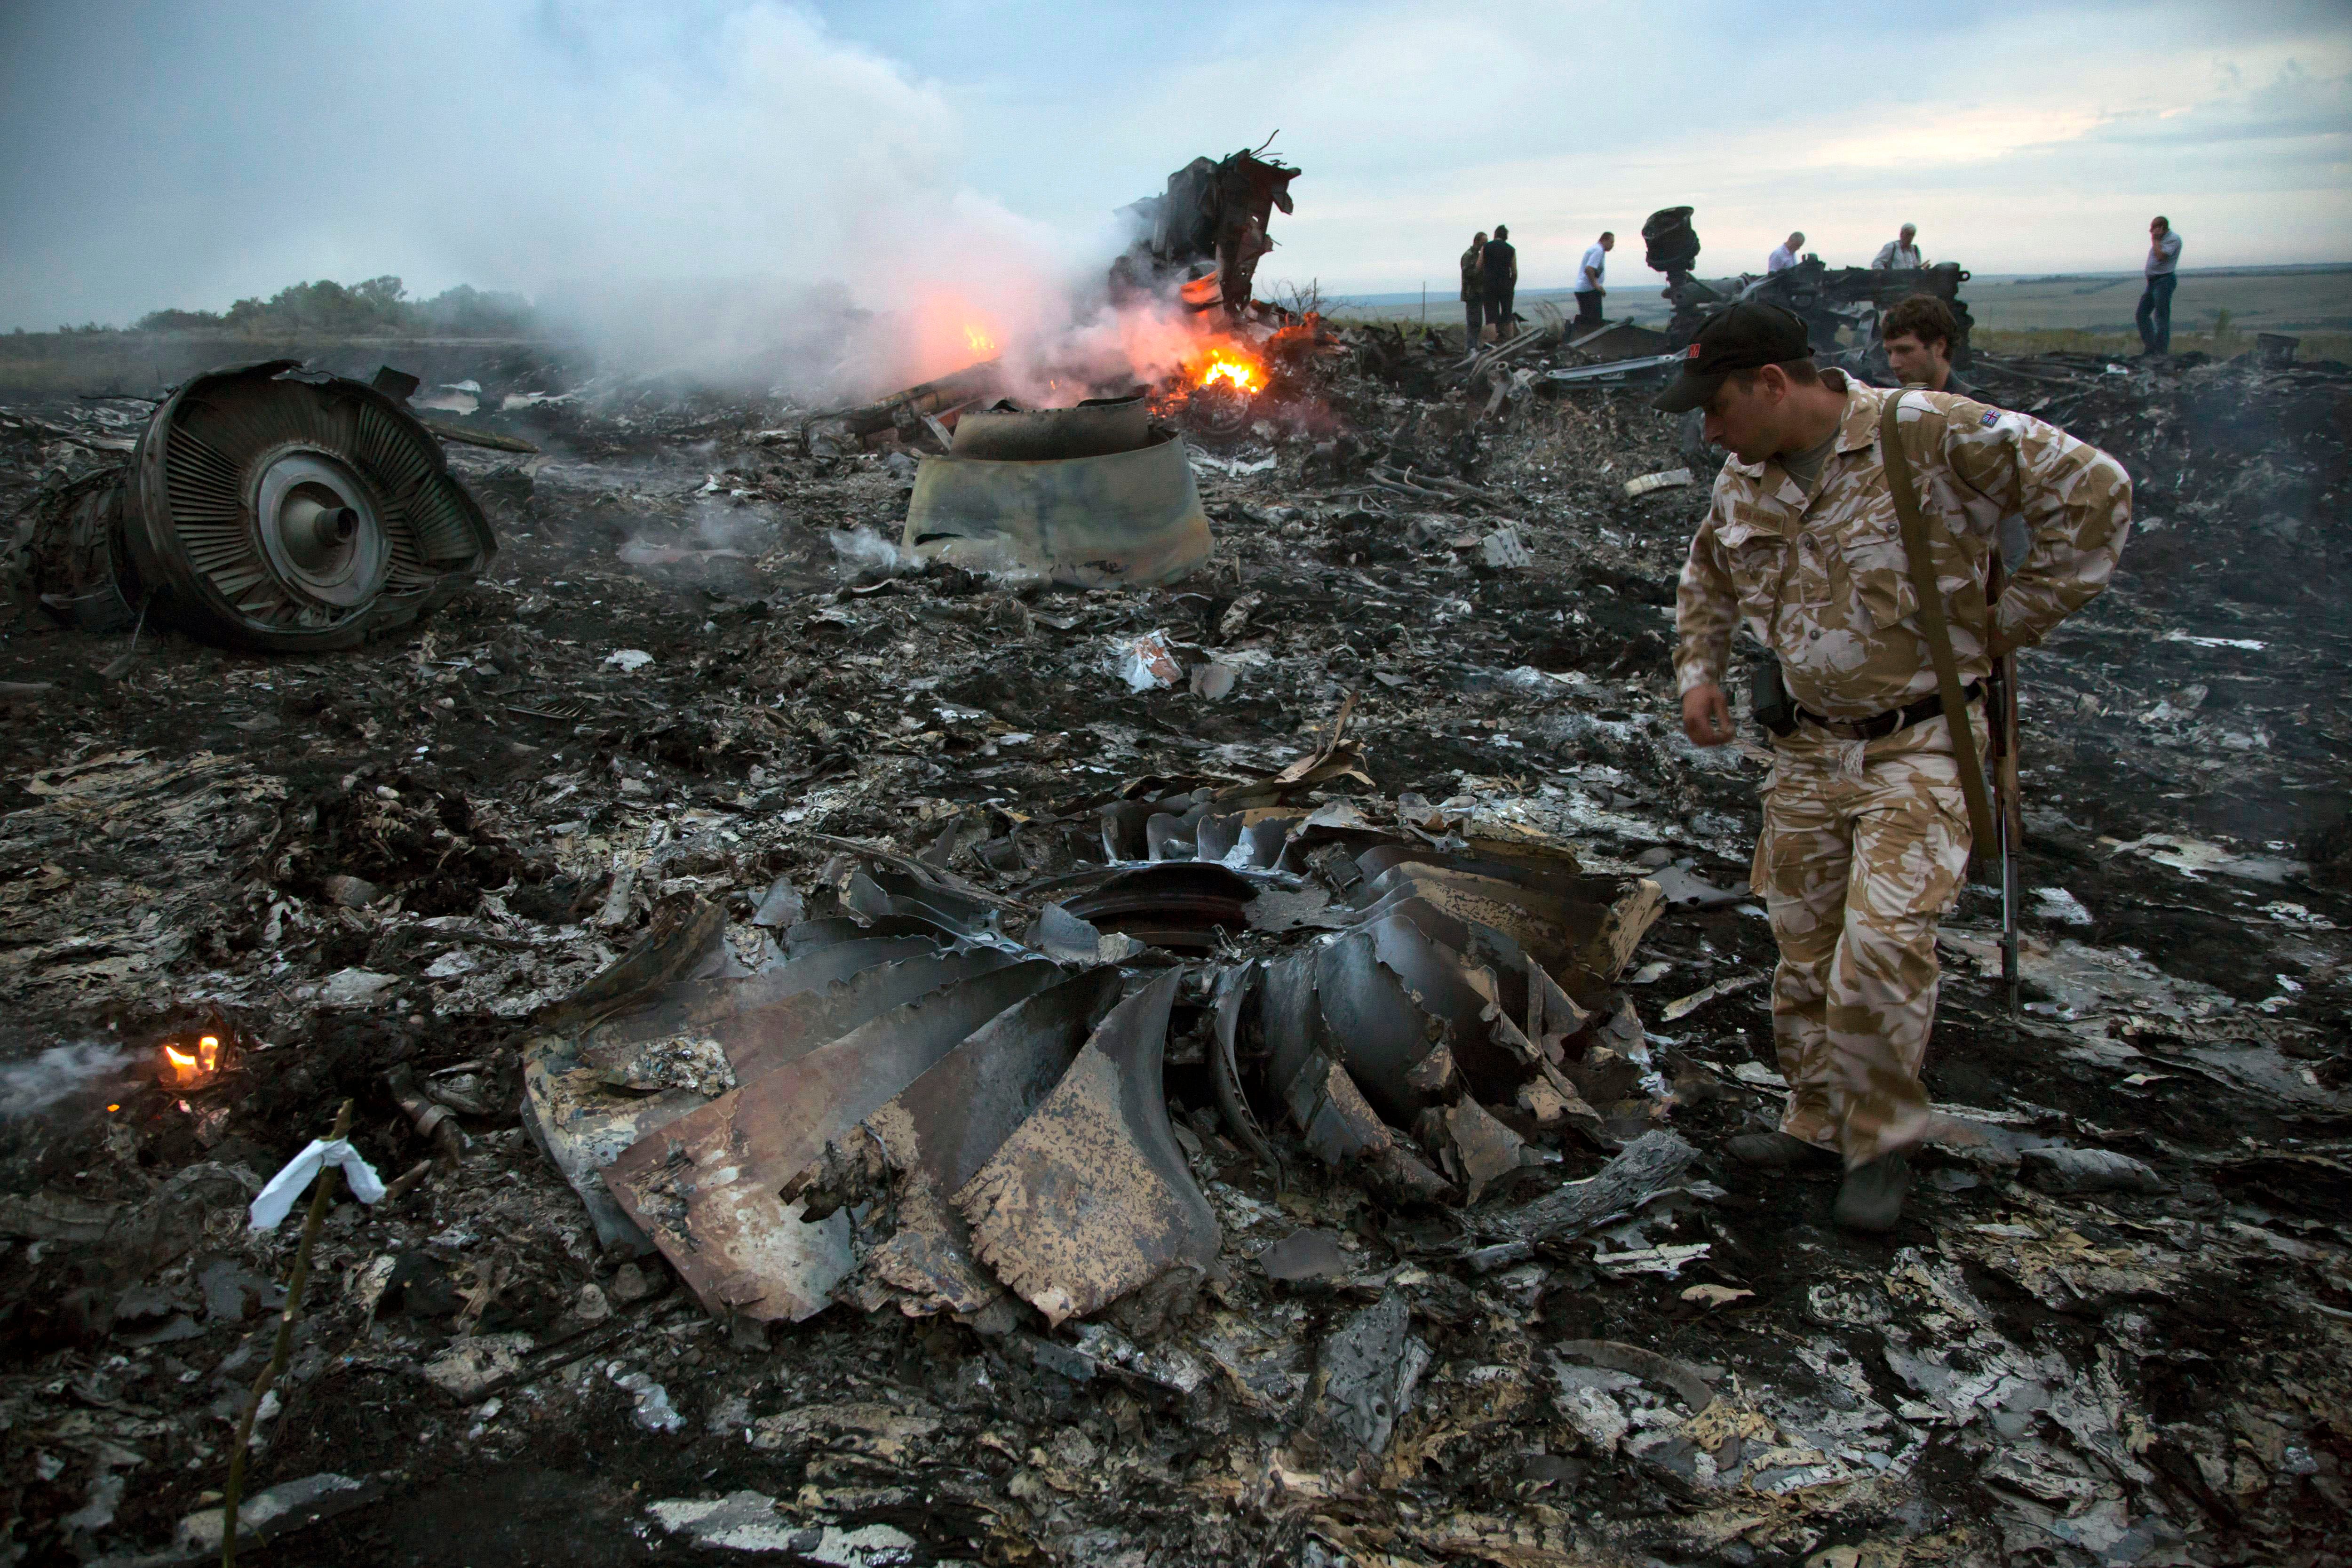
[1482,224,1519,342]
[1575,231,1614,326]
[1881,294,1974,398]
[1768,232,1805,273]
[1883,293,2019,564]
[1459,230,1488,358]
[2138,216,2182,357]
[1872,223,1923,270]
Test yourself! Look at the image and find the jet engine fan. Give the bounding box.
[13,359,497,651]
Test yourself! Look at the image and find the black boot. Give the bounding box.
[1727,1130,1838,1169]
[1834,1152,1912,1232]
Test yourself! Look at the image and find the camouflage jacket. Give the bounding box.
[1674,371,2132,722]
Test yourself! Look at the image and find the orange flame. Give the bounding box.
[1193,348,1263,394]
[161,1034,222,1085]
[964,322,996,357]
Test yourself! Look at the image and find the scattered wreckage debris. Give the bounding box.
[2,251,2349,1567]
[523,721,1671,1340]
[1642,203,1975,368]
[811,356,1005,450]
[3,359,497,650]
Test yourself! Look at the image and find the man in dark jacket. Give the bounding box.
[1460,231,1487,358]
[1482,224,1519,342]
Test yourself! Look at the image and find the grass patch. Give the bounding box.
[1971,326,2352,365]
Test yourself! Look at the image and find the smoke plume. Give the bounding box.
[0,1042,137,1120]
[4,2,1171,403]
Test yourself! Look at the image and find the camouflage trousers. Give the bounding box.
[1749,711,1979,1168]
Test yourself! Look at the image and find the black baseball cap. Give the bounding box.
[1652,302,1813,413]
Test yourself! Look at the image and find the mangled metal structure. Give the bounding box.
[524,727,1663,1338]
[1643,206,1975,369]
[1112,144,1301,317]
[5,361,496,649]
[899,391,1211,589]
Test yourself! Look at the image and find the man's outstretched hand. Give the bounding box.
[1682,683,1734,747]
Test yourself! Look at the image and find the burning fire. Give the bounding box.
[964,323,997,357]
[1191,347,1263,394]
[160,1033,221,1087]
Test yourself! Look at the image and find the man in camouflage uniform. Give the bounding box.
[1660,303,2131,1230]
[1460,231,1488,358]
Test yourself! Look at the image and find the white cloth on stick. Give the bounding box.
[248,1138,387,1230]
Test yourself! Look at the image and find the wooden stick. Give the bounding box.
[222,1099,352,1568]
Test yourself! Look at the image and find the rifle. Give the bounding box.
[1879,398,2022,1019]
[1984,557,2023,1020]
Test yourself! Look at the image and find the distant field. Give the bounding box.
[1969,265,2352,334]
[1325,287,1673,327]
[1326,264,2352,362]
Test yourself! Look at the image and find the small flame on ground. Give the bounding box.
[160,1033,222,1086]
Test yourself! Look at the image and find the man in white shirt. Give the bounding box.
[1768,232,1805,273]
[2137,216,2183,356]
[1871,224,1923,271]
[1575,232,1614,326]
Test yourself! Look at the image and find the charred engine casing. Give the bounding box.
[16,360,495,651]
[904,393,1210,589]
[1641,206,1700,277]
[1743,259,1976,369]
[1112,147,1300,314]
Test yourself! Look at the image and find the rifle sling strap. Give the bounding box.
[1878,395,2000,859]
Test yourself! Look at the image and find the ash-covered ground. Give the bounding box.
[0,333,2347,1568]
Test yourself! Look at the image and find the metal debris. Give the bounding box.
[8,360,494,650]
[900,425,1212,589]
[793,968,1123,1323]
[1113,145,1300,315]
[958,971,1219,1328]
[605,958,1063,1322]
[1257,1228,1353,1283]
[1290,1290,1430,1470]
[1622,467,1692,498]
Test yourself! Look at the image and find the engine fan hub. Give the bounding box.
[254,451,389,608]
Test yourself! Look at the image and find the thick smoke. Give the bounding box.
[480,7,1142,402]
[6,3,1176,405]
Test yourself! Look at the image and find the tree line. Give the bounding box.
[72,277,540,337]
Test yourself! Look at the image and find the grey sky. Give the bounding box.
[3,0,2348,330]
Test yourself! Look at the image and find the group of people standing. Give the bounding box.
[1457,227,1616,353]
[1460,215,2187,362]
[1457,226,1516,350]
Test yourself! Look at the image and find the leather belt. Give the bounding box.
[1798,681,1981,741]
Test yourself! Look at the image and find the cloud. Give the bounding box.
[2,0,2348,337]
[2072,60,2352,148]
